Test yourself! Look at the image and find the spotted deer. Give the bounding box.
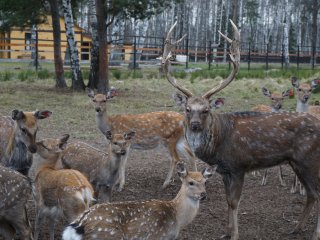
[62,162,215,240]
[251,87,290,186]
[87,89,196,190]
[32,134,94,240]
[290,77,320,196]
[61,130,135,202]
[0,165,33,239]
[163,20,320,240]
[0,109,52,175]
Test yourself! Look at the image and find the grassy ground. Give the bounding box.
[1,64,320,239]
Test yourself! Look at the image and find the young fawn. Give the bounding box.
[62,162,215,240]
[251,87,290,186]
[87,88,196,190]
[0,109,52,175]
[32,134,94,240]
[0,165,33,239]
[61,130,135,202]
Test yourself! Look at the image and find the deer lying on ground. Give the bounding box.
[0,109,52,175]
[32,134,94,240]
[251,87,290,186]
[0,165,33,239]
[87,89,196,190]
[61,130,135,202]
[163,20,320,240]
[62,162,215,240]
[290,76,320,196]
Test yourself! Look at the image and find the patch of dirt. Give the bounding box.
[24,144,313,240]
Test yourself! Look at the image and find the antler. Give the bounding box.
[202,20,240,99]
[162,22,192,97]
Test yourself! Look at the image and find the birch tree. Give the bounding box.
[62,0,85,90]
[283,0,290,68]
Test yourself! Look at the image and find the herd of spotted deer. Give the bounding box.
[1,20,320,240]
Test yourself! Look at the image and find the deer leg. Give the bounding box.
[291,174,299,194]
[221,173,244,240]
[118,149,130,191]
[313,202,320,240]
[48,218,56,240]
[162,144,180,189]
[261,169,268,186]
[279,166,286,187]
[34,208,45,240]
[0,220,15,240]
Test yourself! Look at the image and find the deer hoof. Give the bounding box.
[219,234,231,239]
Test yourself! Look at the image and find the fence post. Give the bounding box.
[297,45,300,70]
[281,44,284,69]
[185,37,189,69]
[35,30,39,71]
[208,40,212,70]
[248,42,251,71]
[266,43,269,70]
[133,36,137,70]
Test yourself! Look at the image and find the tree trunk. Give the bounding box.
[95,0,108,93]
[49,0,67,88]
[283,0,290,69]
[87,0,100,89]
[223,0,230,62]
[311,0,319,68]
[62,0,85,90]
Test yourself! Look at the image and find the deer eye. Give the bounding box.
[298,89,302,92]
[271,98,275,100]
[20,128,27,135]
[102,100,107,103]
[113,142,118,145]
[186,107,191,113]
[309,89,312,92]
[202,109,209,114]
[93,99,97,103]
[189,181,194,186]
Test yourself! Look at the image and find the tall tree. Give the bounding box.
[62,0,85,90]
[48,0,68,88]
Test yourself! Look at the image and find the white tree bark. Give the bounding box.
[283,0,290,68]
[62,0,84,90]
[223,0,230,62]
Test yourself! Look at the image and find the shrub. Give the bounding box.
[0,71,13,81]
[112,69,121,80]
[18,70,36,82]
[131,70,143,79]
[37,69,51,79]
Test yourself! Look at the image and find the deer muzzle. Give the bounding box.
[190,121,202,131]
[95,107,102,113]
[200,192,207,200]
[28,144,37,153]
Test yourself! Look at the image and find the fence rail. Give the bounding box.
[1,32,320,70]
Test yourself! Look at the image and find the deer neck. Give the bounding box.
[296,100,309,113]
[95,110,112,133]
[34,153,61,177]
[271,107,278,113]
[185,113,225,163]
[173,185,200,229]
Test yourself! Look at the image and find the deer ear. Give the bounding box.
[105,130,112,140]
[202,165,217,179]
[262,87,271,97]
[291,77,299,88]
[210,98,225,109]
[173,92,188,106]
[12,110,25,120]
[311,79,319,91]
[124,131,135,140]
[176,162,188,178]
[282,89,290,98]
[59,134,70,150]
[86,88,95,99]
[34,110,52,119]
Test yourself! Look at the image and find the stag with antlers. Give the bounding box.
[162,20,320,240]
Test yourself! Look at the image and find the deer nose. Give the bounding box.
[191,121,201,130]
[200,192,207,200]
[120,149,126,155]
[95,107,101,113]
[28,145,37,153]
[303,96,309,102]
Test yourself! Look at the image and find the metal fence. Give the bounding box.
[1,31,320,70]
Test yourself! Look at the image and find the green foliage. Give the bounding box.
[0,71,13,81]
[112,69,122,80]
[0,0,45,32]
[172,71,187,79]
[18,70,36,82]
[37,69,52,79]
[131,70,143,79]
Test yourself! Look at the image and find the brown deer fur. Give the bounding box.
[163,20,320,240]
[87,90,196,189]
[251,87,290,187]
[0,165,33,239]
[32,134,94,240]
[61,130,135,202]
[62,163,215,240]
[0,109,52,175]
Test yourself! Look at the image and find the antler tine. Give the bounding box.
[202,19,240,99]
[162,22,193,97]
